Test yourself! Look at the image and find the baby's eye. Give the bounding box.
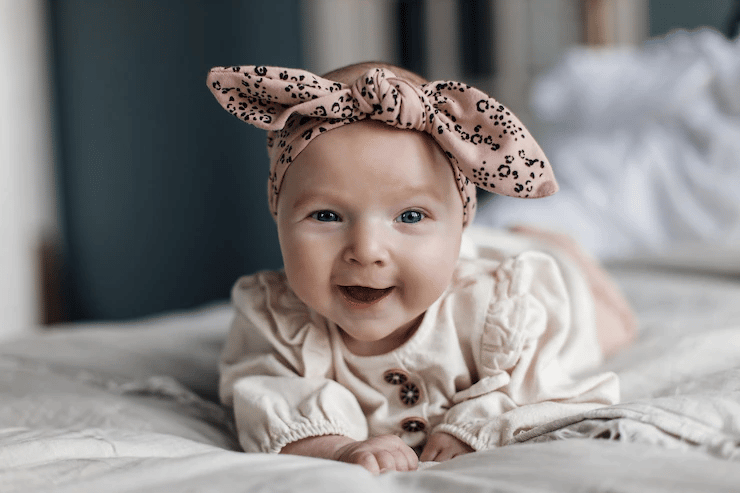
[311,210,340,222]
[397,210,425,224]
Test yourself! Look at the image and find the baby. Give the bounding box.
[207,62,636,474]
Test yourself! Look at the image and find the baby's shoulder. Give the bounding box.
[231,270,324,342]
[453,250,562,294]
[232,270,298,308]
[445,252,569,358]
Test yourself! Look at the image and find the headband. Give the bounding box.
[206,65,557,223]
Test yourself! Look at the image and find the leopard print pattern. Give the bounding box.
[207,65,558,220]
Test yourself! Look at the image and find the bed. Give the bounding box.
[3,29,740,492]
[2,249,740,492]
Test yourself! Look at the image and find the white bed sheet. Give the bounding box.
[2,253,740,492]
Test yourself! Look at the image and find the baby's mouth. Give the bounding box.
[339,285,394,305]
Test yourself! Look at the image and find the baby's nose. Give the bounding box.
[343,221,390,267]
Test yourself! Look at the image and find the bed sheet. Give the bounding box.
[2,255,740,492]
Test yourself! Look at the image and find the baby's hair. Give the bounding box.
[322,61,428,86]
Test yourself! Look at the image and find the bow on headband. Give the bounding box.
[207,65,557,221]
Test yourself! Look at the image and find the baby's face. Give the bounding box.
[276,120,464,356]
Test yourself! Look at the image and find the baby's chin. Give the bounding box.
[335,313,425,356]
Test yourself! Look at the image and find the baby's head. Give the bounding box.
[207,62,557,354]
[277,116,463,354]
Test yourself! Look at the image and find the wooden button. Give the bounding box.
[399,382,421,406]
[401,417,427,433]
[383,369,408,385]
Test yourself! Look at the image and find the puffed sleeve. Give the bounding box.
[219,272,368,454]
[435,252,619,450]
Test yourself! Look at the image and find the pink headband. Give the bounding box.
[207,65,557,223]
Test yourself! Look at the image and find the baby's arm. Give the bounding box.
[508,224,637,357]
[434,252,620,450]
[281,435,418,474]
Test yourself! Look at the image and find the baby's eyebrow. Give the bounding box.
[410,186,447,200]
[289,194,318,211]
[394,183,450,204]
[289,190,340,210]
[289,184,448,211]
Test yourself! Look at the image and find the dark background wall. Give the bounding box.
[649,0,739,38]
[50,0,738,322]
[51,0,300,320]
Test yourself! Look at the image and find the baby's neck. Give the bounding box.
[340,314,424,357]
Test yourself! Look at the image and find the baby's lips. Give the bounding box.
[339,285,394,303]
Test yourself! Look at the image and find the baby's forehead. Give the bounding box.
[288,121,460,200]
[305,119,447,163]
[302,120,455,176]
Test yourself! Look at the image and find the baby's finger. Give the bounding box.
[401,444,419,470]
[354,451,381,475]
[390,446,416,471]
[375,449,397,473]
[418,443,440,462]
[434,447,458,463]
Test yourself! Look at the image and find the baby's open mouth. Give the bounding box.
[339,285,394,305]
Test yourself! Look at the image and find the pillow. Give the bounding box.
[475,29,740,260]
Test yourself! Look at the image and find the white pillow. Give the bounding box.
[475,29,740,260]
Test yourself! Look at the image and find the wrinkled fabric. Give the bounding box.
[4,251,740,491]
[219,243,617,454]
[476,29,740,259]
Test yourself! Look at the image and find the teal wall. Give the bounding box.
[51,0,301,320]
[649,0,739,38]
[50,0,738,321]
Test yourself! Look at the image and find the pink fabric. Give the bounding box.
[207,65,558,221]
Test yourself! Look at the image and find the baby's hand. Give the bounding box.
[281,434,418,474]
[419,432,473,462]
[333,435,418,474]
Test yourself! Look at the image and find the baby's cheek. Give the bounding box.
[406,250,457,306]
[282,244,323,297]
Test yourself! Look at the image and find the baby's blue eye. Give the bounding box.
[311,210,340,222]
[397,210,424,224]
